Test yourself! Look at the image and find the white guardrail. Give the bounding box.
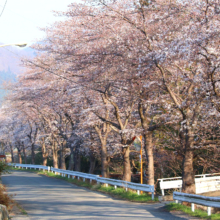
[8,163,50,172]
[173,191,220,216]
[158,173,220,196]
[9,163,155,200]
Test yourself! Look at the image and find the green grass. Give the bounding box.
[166,203,220,220]
[97,185,157,202]
[9,166,158,203]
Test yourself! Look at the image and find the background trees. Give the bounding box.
[0,0,220,194]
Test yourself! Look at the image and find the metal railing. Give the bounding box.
[173,191,220,216]
[9,163,155,200]
[8,163,50,172]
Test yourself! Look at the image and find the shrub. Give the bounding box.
[0,185,14,211]
[0,161,9,175]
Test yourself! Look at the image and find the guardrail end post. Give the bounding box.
[151,193,154,200]
[191,203,195,212]
[207,207,211,216]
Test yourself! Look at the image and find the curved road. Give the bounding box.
[2,171,197,220]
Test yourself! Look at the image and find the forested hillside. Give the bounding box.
[0,45,35,101]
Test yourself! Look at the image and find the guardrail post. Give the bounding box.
[47,166,50,172]
[105,183,108,187]
[151,192,154,200]
[68,175,70,178]
[175,200,178,204]
[72,176,75,179]
[125,187,127,191]
[191,203,194,212]
[77,176,80,180]
[114,185,117,189]
[207,207,211,216]
[137,190,140,195]
[160,180,165,196]
[83,178,85,182]
[90,179,92,184]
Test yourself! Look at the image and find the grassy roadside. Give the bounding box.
[10,167,158,203]
[15,202,28,215]
[166,203,220,220]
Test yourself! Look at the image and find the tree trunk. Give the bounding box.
[75,152,81,172]
[18,149,22,164]
[42,141,47,166]
[94,126,110,178]
[60,146,66,170]
[107,156,110,177]
[23,147,27,164]
[138,102,155,187]
[89,152,96,174]
[52,141,58,169]
[31,144,35,164]
[10,144,14,163]
[144,132,154,186]
[122,146,131,181]
[101,140,108,177]
[182,130,195,194]
[68,147,74,170]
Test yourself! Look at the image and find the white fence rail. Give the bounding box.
[9,163,155,200]
[173,191,220,216]
[8,163,50,172]
[158,173,220,195]
[96,176,154,198]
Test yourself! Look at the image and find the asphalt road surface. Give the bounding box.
[2,171,199,220]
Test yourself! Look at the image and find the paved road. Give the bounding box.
[2,171,198,220]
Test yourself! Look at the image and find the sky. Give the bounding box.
[0,0,77,46]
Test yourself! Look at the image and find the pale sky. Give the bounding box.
[0,0,77,46]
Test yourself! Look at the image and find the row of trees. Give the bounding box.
[0,0,220,194]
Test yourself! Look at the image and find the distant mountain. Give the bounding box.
[0,44,36,102]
